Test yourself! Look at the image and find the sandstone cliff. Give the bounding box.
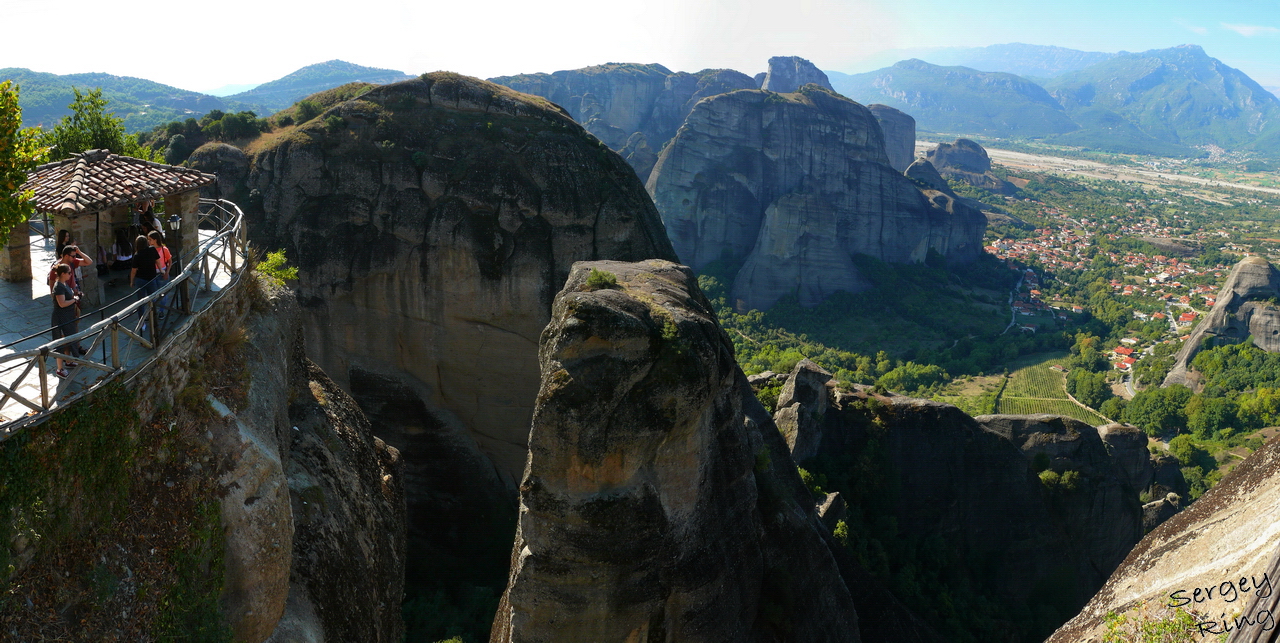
[760,55,835,94]
[867,104,916,172]
[646,85,986,311]
[244,72,678,640]
[492,260,860,643]
[925,138,1017,195]
[246,72,676,482]
[1048,434,1280,642]
[227,284,406,642]
[765,360,1166,640]
[490,63,757,180]
[1165,256,1280,387]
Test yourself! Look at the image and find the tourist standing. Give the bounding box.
[50,264,81,378]
[130,235,162,297]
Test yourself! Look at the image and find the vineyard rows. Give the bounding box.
[995,397,1108,425]
[1002,364,1068,399]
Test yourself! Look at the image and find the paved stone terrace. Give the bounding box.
[0,228,236,427]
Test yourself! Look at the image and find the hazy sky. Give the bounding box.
[4,0,1279,91]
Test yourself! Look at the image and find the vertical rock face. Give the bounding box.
[646,85,985,311]
[762,359,1165,640]
[774,359,834,461]
[1048,435,1280,643]
[1165,256,1280,387]
[246,72,677,483]
[492,260,860,643]
[867,104,916,172]
[761,56,835,94]
[490,64,757,180]
[221,285,405,642]
[925,139,1018,195]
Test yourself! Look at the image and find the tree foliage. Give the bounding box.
[41,87,156,161]
[0,80,48,242]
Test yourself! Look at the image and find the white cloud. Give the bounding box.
[1222,23,1280,37]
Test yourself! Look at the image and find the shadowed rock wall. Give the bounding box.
[246,72,677,482]
[491,260,860,643]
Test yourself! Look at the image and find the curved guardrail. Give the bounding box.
[0,198,250,439]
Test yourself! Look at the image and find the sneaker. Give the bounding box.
[66,362,77,370]
[55,369,69,379]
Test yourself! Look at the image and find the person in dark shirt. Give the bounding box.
[50,264,81,378]
[130,235,162,298]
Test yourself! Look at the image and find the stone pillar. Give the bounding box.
[0,219,32,283]
[167,189,201,277]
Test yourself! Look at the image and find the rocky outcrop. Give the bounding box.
[1048,435,1280,642]
[1165,256,1280,387]
[490,64,757,180]
[245,75,678,635]
[867,104,916,172]
[1141,493,1181,533]
[761,56,835,94]
[925,139,1017,195]
[492,260,860,643]
[759,360,1164,641]
[648,85,985,311]
[186,142,250,202]
[246,72,676,483]
[774,359,834,461]
[224,285,405,642]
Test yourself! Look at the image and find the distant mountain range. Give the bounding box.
[828,59,1079,138]
[2,60,414,132]
[0,68,234,132]
[222,60,413,111]
[830,43,1117,81]
[828,44,1280,158]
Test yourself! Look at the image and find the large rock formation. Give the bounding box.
[1165,256,1280,387]
[1048,435,1280,642]
[490,64,757,180]
[247,72,676,482]
[925,139,1017,195]
[245,73,679,634]
[646,85,985,311]
[760,55,835,94]
[766,360,1170,641]
[867,104,916,172]
[492,260,860,642]
[232,284,406,642]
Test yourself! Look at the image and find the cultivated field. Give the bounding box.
[993,355,1110,425]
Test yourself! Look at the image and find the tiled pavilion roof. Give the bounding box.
[19,149,215,217]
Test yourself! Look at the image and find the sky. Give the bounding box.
[3,0,1279,91]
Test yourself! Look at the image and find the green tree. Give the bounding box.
[1122,385,1192,436]
[1066,369,1113,409]
[0,80,48,243]
[41,87,156,161]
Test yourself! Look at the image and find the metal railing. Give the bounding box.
[0,198,249,439]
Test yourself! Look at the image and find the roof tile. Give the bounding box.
[19,149,216,216]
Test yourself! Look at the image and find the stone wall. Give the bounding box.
[127,266,252,424]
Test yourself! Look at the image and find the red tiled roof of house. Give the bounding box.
[19,149,215,216]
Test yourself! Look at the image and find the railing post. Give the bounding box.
[110,321,120,369]
[37,348,49,409]
[181,278,191,315]
[149,301,158,345]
